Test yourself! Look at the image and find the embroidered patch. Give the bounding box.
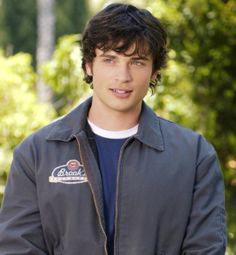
[49,159,88,184]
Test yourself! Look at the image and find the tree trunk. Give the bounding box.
[36,0,55,103]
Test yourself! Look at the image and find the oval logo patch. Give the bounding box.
[49,160,88,184]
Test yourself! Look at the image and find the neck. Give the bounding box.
[88,100,142,131]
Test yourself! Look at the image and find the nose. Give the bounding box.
[115,64,132,83]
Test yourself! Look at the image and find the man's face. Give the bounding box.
[85,45,156,116]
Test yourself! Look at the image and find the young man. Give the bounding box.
[0,3,226,255]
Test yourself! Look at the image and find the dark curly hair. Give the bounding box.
[81,3,167,90]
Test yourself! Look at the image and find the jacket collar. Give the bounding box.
[46,97,92,142]
[134,102,164,151]
[46,97,164,151]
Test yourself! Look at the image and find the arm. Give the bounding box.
[181,139,227,254]
[0,146,48,254]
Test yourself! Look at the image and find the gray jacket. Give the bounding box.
[0,98,226,255]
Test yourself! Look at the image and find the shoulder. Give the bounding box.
[13,118,61,159]
[14,98,92,153]
[158,116,199,141]
[157,115,216,161]
[140,103,215,159]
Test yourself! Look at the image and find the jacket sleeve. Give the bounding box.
[0,145,48,254]
[181,138,227,255]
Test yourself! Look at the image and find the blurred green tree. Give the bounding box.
[41,34,89,115]
[56,0,89,38]
[0,0,37,57]
[0,0,89,62]
[0,51,55,202]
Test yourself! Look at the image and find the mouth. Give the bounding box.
[109,88,133,98]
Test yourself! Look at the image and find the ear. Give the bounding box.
[85,62,93,76]
[151,71,157,81]
[151,70,161,81]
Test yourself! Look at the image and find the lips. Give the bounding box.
[110,88,133,98]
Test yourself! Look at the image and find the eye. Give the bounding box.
[132,60,145,66]
[103,58,114,64]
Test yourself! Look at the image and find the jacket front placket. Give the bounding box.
[75,130,108,255]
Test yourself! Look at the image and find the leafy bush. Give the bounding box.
[0,51,55,201]
[41,34,89,115]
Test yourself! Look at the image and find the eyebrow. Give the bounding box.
[130,56,150,61]
[99,53,150,61]
[99,53,117,59]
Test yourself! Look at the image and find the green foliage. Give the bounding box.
[56,0,89,38]
[0,51,55,202]
[0,0,89,62]
[152,0,236,158]
[0,0,37,57]
[146,52,199,130]
[41,34,89,115]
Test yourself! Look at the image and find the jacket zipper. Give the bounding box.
[114,137,133,255]
[75,135,108,255]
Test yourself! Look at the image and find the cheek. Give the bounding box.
[92,68,114,90]
[93,66,113,79]
[135,71,152,84]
